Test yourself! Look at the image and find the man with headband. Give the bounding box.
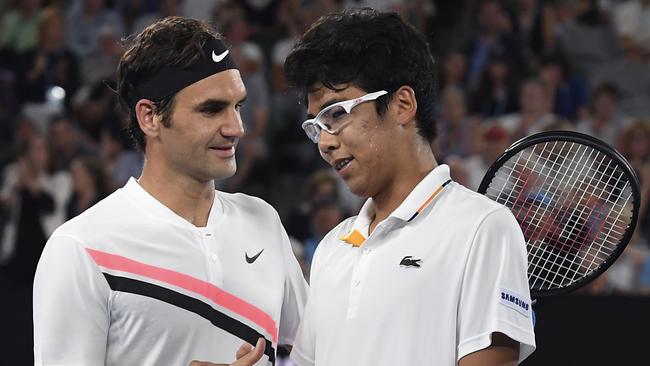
[33,16,307,366]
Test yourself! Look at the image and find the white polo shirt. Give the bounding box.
[34,178,308,366]
[290,165,535,366]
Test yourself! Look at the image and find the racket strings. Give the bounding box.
[485,140,635,292]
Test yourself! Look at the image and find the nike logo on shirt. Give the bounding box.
[245,249,264,264]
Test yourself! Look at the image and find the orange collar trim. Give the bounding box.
[339,229,366,247]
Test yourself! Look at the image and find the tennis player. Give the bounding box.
[283,8,535,366]
[33,16,307,366]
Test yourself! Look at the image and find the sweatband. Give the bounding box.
[129,38,238,110]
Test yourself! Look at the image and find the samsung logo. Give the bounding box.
[499,288,530,317]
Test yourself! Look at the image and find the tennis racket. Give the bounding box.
[478,130,641,299]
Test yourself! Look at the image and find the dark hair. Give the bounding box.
[116,16,224,151]
[284,7,438,142]
[73,155,112,196]
[593,81,620,101]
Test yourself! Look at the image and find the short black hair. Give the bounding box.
[116,16,224,151]
[284,7,438,142]
[593,81,621,101]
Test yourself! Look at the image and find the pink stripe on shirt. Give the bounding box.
[86,248,278,343]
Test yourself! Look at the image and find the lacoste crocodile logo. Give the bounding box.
[399,256,421,268]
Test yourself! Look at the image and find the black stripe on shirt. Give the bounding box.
[103,273,276,364]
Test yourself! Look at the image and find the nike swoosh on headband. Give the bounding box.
[212,49,229,63]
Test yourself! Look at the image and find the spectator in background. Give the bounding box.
[80,24,123,86]
[286,169,341,243]
[555,0,620,79]
[116,0,159,35]
[448,123,511,191]
[72,79,121,142]
[617,120,650,243]
[65,155,111,219]
[267,37,315,180]
[498,77,565,142]
[469,50,519,118]
[464,0,528,91]
[538,51,588,120]
[182,0,222,22]
[439,50,468,91]
[14,6,80,112]
[0,69,16,168]
[506,0,557,63]
[601,121,650,294]
[591,36,650,118]
[0,133,55,365]
[0,134,54,283]
[47,113,95,173]
[576,81,631,147]
[99,121,143,190]
[303,195,344,273]
[0,0,44,66]
[240,0,282,30]
[65,0,124,58]
[434,86,480,162]
[131,0,181,36]
[612,0,650,54]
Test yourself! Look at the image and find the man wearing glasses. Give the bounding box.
[283,8,536,366]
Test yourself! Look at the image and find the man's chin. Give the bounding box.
[211,166,237,182]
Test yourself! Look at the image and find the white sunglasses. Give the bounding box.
[301,90,388,143]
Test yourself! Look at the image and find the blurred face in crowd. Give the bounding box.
[443,52,466,85]
[488,60,508,85]
[49,119,74,152]
[161,0,181,17]
[40,12,65,49]
[441,87,466,123]
[478,1,504,34]
[99,30,120,56]
[84,0,105,14]
[594,92,617,120]
[313,204,344,235]
[539,63,563,88]
[27,135,49,173]
[517,0,537,12]
[70,159,95,195]
[22,0,42,14]
[148,70,246,182]
[520,81,547,115]
[628,128,650,161]
[481,128,511,163]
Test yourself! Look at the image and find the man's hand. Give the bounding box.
[189,337,266,366]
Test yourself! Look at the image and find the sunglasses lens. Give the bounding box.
[303,122,320,143]
[318,105,349,131]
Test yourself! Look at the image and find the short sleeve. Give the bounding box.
[33,235,111,366]
[457,208,536,363]
[278,224,309,346]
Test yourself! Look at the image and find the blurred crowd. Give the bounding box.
[0,0,650,303]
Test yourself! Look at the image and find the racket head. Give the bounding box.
[478,130,641,298]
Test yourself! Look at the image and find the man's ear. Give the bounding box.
[135,99,160,139]
[390,86,417,126]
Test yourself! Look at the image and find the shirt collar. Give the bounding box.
[122,177,223,229]
[340,165,453,247]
